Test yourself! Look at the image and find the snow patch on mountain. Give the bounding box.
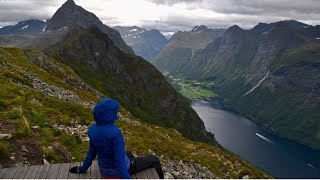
[243,70,270,96]
[21,25,29,30]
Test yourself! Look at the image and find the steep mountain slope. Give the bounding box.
[45,26,217,146]
[46,0,134,55]
[0,19,46,36]
[152,25,224,74]
[114,26,168,60]
[0,47,270,178]
[181,20,320,149]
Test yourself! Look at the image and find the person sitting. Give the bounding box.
[69,98,164,179]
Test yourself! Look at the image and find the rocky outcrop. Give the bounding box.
[0,134,12,140]
[161,158,216,179]
[1,59,98,109]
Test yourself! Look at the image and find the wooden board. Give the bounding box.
[2,167,18,179]
[24,165,40,179]
[145,168,153,178]
[135,170,148,179]
[13,166,29,179]
[145,168,159,179]
[131,174,137,179]
[0,161,160,179]
[57,163,71,179]
[79,162,91,179]
[68,162,80,179]
[150,168,160,179]
[35,165,50,179]
[0,168,8,179]
[90,161,101,179]
[46,163,60,179]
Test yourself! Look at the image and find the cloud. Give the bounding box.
[0,0,320,32]
[147,0,320,29]
[0,0,65,26]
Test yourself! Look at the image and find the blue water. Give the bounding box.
[191,99,320,178]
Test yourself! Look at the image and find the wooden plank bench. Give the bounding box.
[0,161,159,179]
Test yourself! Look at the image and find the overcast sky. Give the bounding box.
[1,0,320,34]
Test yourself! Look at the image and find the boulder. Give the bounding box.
[43,159,50,165]
[0,134,12,140]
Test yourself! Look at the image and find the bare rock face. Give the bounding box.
[46,0,134,55]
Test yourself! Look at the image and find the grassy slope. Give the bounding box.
[0,47,271,178]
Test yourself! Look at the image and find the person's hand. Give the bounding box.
[69,166,85,174]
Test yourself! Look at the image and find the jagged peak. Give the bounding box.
[225,25,243,32]
[191,25,208,32]
[229,25,241,30]
[149,29,161,33]
[63,0,76,7]
[223,25,244,36]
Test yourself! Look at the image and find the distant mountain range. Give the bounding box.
[151,25,225,74]
[114,26,168,60]
[157,20,320,149]
[0,19,46,46]
[0,19,46,36]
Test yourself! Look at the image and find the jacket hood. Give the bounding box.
[93,98,120,125]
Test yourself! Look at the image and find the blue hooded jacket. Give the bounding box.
[80,98,131,179]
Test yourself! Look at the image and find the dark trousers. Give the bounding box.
[126,151,164,179]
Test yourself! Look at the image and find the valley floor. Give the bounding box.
[166,74,216,100]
